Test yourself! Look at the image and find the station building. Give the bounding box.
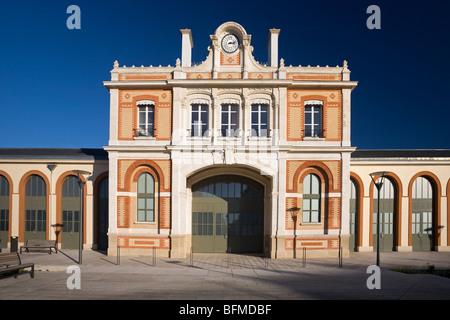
[1,22,449,258]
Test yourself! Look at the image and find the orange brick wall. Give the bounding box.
[117,236,170,250]
[118,90,172,141]
[116,159,171,230]
[285,160,342,231]
[220,52,240,65]
[287,90,342,141]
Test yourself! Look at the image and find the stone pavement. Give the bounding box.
[1,249,450,302]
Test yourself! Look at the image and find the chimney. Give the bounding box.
[267,28,280,68]
[180,29,193,67]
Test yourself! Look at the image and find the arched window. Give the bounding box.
[0,175,10,249]
[137,173,155,222]
[302,174,321,223]
[25,175,47,240]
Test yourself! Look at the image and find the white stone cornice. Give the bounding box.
[103,79,358,90]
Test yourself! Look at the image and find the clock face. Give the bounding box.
[221,34,239,54]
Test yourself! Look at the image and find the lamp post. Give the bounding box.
[369,171,390,267]
[73,170,91,265]
[287,207,301,258]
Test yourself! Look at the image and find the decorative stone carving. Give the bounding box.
[224,147,235,165]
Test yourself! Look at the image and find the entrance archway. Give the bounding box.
[372,177,395,252]
[191,175,265,254]
[411,177,434,251]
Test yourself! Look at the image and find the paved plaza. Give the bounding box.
[1,249,450,302]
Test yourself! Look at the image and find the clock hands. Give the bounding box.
[222,34,238,53]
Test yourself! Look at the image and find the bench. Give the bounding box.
[20,239,58,254]
[0,252,34,278]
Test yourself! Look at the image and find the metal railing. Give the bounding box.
[302,129,325,139]
[133,128,155,138]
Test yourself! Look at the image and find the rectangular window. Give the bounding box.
[221,104,239,137]
[304,104,323,138]
[191,104,209,137]
[251,104,268,137]
[137,104,155,137]
[302,198,320,223]
[192,212,213,235]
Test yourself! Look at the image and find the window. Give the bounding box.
[137,100,155,137]
[137,173,155,222]
[191,103,209,137]
[221,103,239,137]
[304,101,323,138]
[251,103,268,137]
[302,174,321,223]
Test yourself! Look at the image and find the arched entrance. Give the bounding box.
[0,174,10,249]
[96,177,109,251]
[349,179,358,252]
[61,176,81,249]
[372,177,396,252]
[411,177,434,251]
[24,175,47,242]
[191,175,264,254]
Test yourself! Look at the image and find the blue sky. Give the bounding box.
[0,0,449,150]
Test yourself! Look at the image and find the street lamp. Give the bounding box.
[287,207,301,258]
[369,171,390,267]
[73,170,91,264]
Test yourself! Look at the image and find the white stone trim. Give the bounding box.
[304,100,323,106]
[284,192,342,198]
[250,98,270,105]
[116,191,171,197]
[117,192,136,197]
[190,98,210,105]
[220,98,240,105]
[136,100,155,105]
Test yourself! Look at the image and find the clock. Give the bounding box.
[221,34,239,54]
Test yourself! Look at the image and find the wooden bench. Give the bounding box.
[20,239,58,254]
[0,252,34,278]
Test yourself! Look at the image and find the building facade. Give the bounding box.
[1,22,449,258]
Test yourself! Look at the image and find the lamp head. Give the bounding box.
[370,171,390,189]
[73,170,92,177]
[287,207,301,219]
[370,171,390,179]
